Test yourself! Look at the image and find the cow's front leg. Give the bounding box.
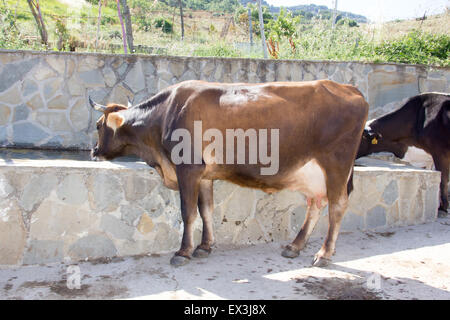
[282,197,323,258]
[170,165,203,267]
[433,156,449,217]
[193,179,215,258]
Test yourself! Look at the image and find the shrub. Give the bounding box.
[153,17,173,34]
[193,42,240,57]
[109,30,122,39]
[365,30,450,66]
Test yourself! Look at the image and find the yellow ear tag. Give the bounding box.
[371,137,378,145]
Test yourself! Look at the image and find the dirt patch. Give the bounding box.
[3,283,13,291]
[364,232,376,239]
[295,276,383,300]
[88,283,129,299]
[88,256,125,265]
[21,281,50,289]
[49,280,91,297]
[20,280,90,298]
[375,231,396,237]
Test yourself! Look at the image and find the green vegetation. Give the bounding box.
[0,0,448,67]
[153,17,173,34]
[265,16,449,67]
[193,41,241,57]
[368,31,450,66]
[183,0,240,13]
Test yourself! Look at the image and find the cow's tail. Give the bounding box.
[347,166,354,196]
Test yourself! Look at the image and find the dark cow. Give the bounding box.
[90,79,368,267]
[357,92,450,217]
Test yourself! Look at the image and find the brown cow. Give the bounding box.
[90,79,368,267]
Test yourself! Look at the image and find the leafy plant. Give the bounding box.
[54,18,70,51]
[235,3,273,37]
[369,30,450,65]
[154,17,173,34]
[193,42,240,57]
[109,30,122,39]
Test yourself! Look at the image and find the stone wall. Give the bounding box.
[0,50,449,150]
[0,157,440,266]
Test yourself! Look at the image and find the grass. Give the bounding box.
[272,18,450,66]
[1,1,449,67]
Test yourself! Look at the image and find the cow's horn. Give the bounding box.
[127,97,133,108]
[89,96,107,112]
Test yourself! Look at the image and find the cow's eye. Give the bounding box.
[96,123,101,130]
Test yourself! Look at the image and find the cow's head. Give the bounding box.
[89,97,130,161]
[357,121,407,159]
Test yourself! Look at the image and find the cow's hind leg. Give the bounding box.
[193,179,215,258]
[282,197,324,258]
[433,156,449,217]
[170,165,203,267]
[313,186,348,267]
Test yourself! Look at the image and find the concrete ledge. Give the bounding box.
[0,152,441,266]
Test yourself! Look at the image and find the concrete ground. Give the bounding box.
[1,218,449,300]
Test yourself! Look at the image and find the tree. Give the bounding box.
[95,0,102,50]
[178,0,184,40]
[267,8,300,41]
[116,0,127,53]
[119,0,134,53]
[235,4,273,37]
[27,0,47,45]
[257,0,268,59]
[267,8,300,58]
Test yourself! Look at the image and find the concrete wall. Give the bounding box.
[0,50,449,150]
[0,157,440,266]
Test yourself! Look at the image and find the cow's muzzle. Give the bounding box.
[91,146,100,161]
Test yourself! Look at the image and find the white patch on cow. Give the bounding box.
[219,87,270,106]
[365,119,375,130]
[286,159,327,198]
[401,146,434,170]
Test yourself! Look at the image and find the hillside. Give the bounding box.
[374,12,450,40]
[239,1,367,23]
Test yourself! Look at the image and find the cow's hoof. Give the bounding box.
[170,255,190,267]
[312,254,331,268]
[438,209,448,218]
[281,246,300,259]
[192,247,211,258]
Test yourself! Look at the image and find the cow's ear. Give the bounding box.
[106,112,124,133]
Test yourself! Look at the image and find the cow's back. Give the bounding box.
[170,80,368,141]
[161,80,368,191]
